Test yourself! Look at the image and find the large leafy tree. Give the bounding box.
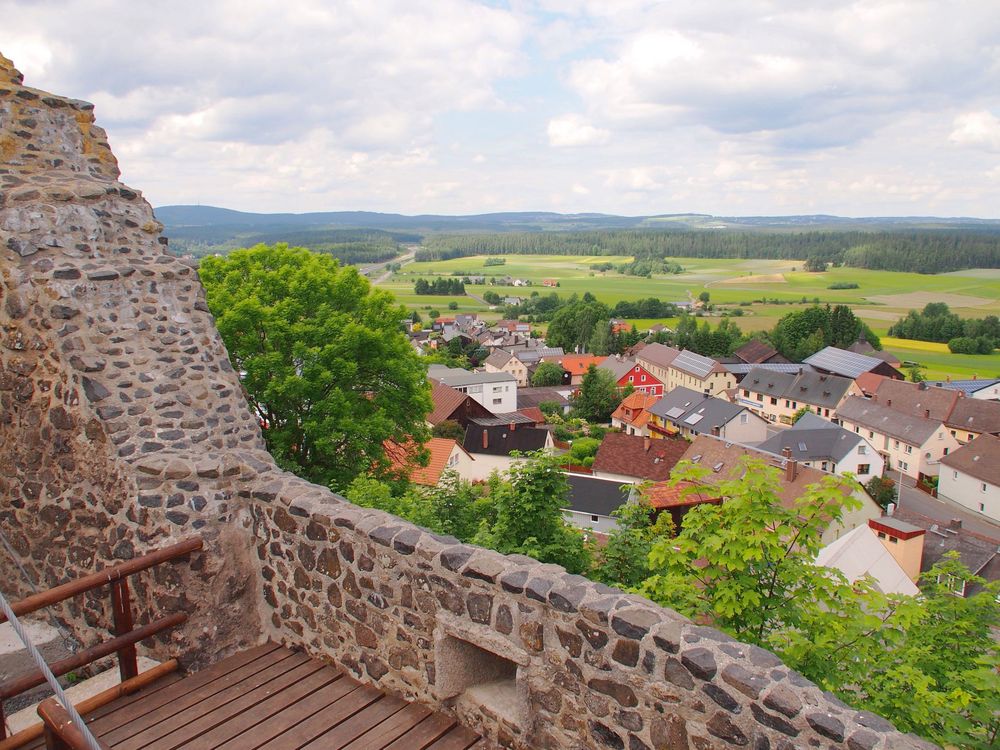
[573,365,620,423]
[641,458,999,748]
[531,361,566,386]
[546,299,611,351]
[199,244,431,489]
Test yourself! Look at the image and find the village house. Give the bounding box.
[562,474,634,535]
[598,357,664,395]
[591,432,688,484]
[736,367,861,425]
[870,379,1000,445]
[482,349,530,387]
[460,423,554,479]
[427,381,496,429]
[635,343,735,396]
[939,433,1000,522]
[815,519,922,596]
[540,353,607,386]
[926,376,1000,401]
[756,412,884,479]
[835,395,960,481]
[386,437,479,486]
[517,385,574,415]
[804,345,904,380]
[428,364,518,413]
[610,391,661,437]
[662,435,882,543]
[647,386,769,443]
[730,339,789,365]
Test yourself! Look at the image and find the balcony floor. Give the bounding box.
[20,642,482,750]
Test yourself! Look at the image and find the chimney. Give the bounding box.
[886,398,891,407]
[785,458,798,482]
[782,447,792,459]
[949,518,962,530]
[510,422,516,431]
[644,436,651,452]
[482,429,489,450]
[924,409,930,419]
[711,426,721,437]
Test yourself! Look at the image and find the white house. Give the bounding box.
[429,364,518,413]
[755,412,885,480]
[562,474,633,535]
[939,433,1000,522]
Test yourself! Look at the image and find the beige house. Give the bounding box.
[939,434,1000,522]
[736,368,861,425]
[636,344,734,397]
[836,396,961,481]
[482,349,530,387]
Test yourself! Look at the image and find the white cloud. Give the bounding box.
[949,111,1000,151]
[547,114,611,147]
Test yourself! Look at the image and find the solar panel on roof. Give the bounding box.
[798,442,807,451]
[684,414,704,425]
[666,407,686,418]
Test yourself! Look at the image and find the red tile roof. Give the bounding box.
[542,354,607,377]
[644,481,721,510]
[387,437,467,486]
[428,381,470,425]
[517,407,546,425]
[611,392,661,427]
[592,433,688,481]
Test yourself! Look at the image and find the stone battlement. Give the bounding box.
[0,53,936,749]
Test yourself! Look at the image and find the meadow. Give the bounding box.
[385,254,1000,378]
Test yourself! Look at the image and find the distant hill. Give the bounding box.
[154,204,1000,268]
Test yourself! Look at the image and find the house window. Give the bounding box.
[888,536,898,544]
[591,515,599,522]
[854,427,860,434]
[785,400,791,408]
[756,394,763,402]
[899,460,909,472]
[740,413,748,424]
[877,531,886,539]
[858,445,867,455]
[938,574,967,597]
[743,389,750,397]
[628,376,634,383]
[953,470,958,479]
[857,464,870,475]
[770,397,778,405]
[821,462,828,471]
[982,483,988,493]
[968,433,974,442]
[904,445,912,454]
[894,440,900,449]
[980,502,986,512]
[641,375,646,382]
[868,431,874,439]
[492,398,502,405]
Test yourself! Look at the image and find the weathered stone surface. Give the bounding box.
[762,685,801,719]
[707,712,749,746]
[806,713,845,743]
[721,664,768,700]
[681,648,717,681]
[588,679,638,708]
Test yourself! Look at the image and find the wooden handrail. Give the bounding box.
[37,700,112,750]
[0,537,202,625]
[0,613,186,700]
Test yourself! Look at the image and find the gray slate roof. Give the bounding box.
[724,363,814,376]
[648,386,749,434]
[564,474,633,517]
[804,346,885,379]
[636,343,681,369]
[429,365,516,387]
[742,367,854,409]
[597,358,635,381]
[483,350,513,369]
[836,396,941,445]
[925,378,1000,397]
[757,424,864,463]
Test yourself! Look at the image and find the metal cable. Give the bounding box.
[0,527,78,651]
[0,592,103,750]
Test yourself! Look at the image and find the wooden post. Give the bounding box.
[110,580,138,682]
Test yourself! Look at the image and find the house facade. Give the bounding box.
[635,344,734,397]
[939,434,1000,522]
[836,396,961,481]
[429,365,518,413]
[610,391,661,437]
[756,413,885,480]
[736,368,860,425]
[647,386,769,443]
[482,350,530,387]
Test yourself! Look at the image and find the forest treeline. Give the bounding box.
[173,228,411,264]
[416,229,1000,273]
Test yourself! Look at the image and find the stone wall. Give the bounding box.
[0,52,937,749]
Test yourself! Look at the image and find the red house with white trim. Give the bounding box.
[598,358,664,396]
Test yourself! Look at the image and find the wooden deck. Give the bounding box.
[21,643,483,750]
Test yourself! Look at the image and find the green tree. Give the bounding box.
[588,319,613,355]
[573,365,620,423]
[906,363,926,382]
[640,459,1000,748]
[592,492,673,589]
[546,300,611,352]
[791,405,813,423]
[865,475,897,509]
[531,361,566,386]
[431,420,466,441]
[474,452,591,573]
[199,244,431,489]
[698,291,710,303]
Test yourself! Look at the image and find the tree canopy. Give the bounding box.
[199,243,432,489]
[769,304,879,360]
[641,458,1000,748]
[573,365,620,423]
[531,361,566,386]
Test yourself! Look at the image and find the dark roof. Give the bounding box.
[469,412,538,428]
[592,433,688,481]
[564,474,632,517]
[804,346,891,379]
[940,434,1000,486]
[462,425,550,456]
[517,386,572,409]
[428,382,473,425]
[757,425,864,463]
[648,387,707,420]
[835,396,941,445]
[597,358,634,381]
[733,340,783,364]
[945,398,1000,436]
[873,380,959,421]
[892,508,999,587]
[483,350,513,369]
[741,367,855,409]
[724,363,813,377]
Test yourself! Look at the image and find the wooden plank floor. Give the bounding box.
[18,643,480,750]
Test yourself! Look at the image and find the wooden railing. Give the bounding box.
[0,537,202,744]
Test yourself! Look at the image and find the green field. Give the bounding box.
[384,254,1000,377]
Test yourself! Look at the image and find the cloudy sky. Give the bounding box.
[3,1,1000,217]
